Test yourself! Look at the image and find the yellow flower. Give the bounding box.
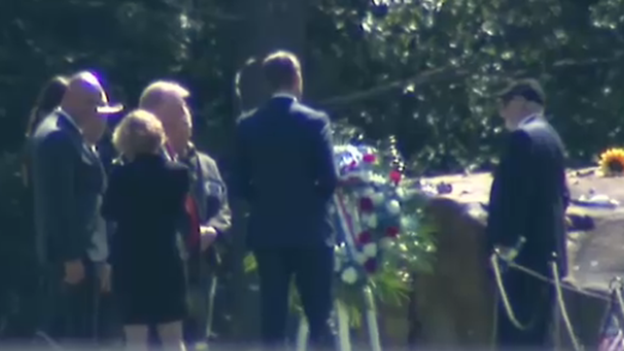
[599,148,624,176]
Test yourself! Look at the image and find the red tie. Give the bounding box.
[165,143,201,247]
[185,195,201,247]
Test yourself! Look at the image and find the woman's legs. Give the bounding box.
[157,321,186,351]
[124,324,148,351]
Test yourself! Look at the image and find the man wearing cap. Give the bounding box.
[487,78,569,348]
[30,71,123,344]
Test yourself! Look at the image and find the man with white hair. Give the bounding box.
[138,81,231,347]
[487,78,569,349]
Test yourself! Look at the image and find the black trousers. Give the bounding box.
[496,267,555,349]
[183,249,219,345]
[38,259,100,346]
[254,245,334,349]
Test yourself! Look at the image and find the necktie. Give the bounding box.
[185,196,201,247]
[165,144,201,247]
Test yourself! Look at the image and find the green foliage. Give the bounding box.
[308,0,624,174]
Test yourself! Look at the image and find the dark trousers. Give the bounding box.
[39,259,100,346]
[496,267,555,348]
[254,245,334,349]
[183,250,219,345]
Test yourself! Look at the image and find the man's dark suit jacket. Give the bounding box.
[487,115,569,275]
[30,111,107,265]
[233,96,337,249]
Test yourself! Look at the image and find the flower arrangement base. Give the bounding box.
[294,285,382,351]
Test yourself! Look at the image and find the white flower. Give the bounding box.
[379,237,393,250]
[395,188,406,200]
[370,192,385,206]
[359,171,372,182]
[335,244,346,254]
[362,213,378,228]
[355,252,367,264]
[347,171,371,182]
[363,243,378,257]
[370,173,386,184]
[386,199,401,215]
[400,216,411,228]
[334,256,342,272]
[360,187,375,197]
[341,267,359,284]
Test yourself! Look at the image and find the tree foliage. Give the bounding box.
[3,0,624,340]
[306,0,624,174]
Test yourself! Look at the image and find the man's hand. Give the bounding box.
[200,226,218,252]
[63,259,85,285]
[100,263,111,293]
[495,245,519,262]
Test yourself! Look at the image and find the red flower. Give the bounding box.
[385,226,399,238]
[359,197,374,212]
[363,154,376,163]
[364,259,378,273]
[389,170,402,185]
[357,231,372,244]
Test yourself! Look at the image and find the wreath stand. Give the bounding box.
[295,285,383,351]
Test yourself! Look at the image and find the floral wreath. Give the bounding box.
[332,144,407,285]
[329,138,434,325]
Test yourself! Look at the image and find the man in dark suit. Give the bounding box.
[30,71,123,344]
[487,79,569,348]
[138,81,232,347]
[233,50,338,349]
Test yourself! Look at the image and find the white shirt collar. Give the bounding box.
[272,92,298,101]
[518,114,536,127]
[512,113,541,130]
[57,107,82,134]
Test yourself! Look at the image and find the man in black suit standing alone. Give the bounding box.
[233,50,337,350]
[487,79,569,349]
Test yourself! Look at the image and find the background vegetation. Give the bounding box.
[2,0,624,342]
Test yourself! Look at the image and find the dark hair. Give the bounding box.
[22,75,69,187]
[25,75,69,138]
[261,50,301,91]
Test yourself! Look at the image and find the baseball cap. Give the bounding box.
[75,71,124,114]
[96,86,123,114]
[96,100,124,114]
[497,78,546,105]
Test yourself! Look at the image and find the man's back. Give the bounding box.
[520,118,568,267]
[488,116,568,272]
[234,96,337,248]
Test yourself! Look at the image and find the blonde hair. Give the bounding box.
[112,109,166,158]
[138,81,190,112]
